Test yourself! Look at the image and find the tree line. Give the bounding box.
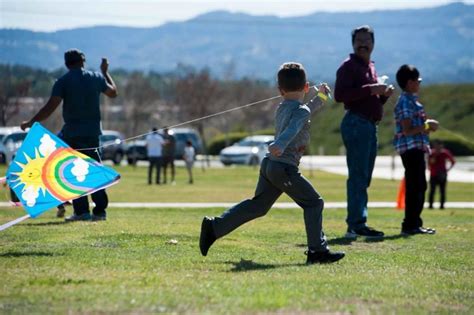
[0,64,278,147]
[1,64,473,155]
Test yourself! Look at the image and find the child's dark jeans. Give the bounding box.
[212,158,328,252]
[401,148,427,230]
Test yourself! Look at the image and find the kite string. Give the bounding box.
[76,91,293,151]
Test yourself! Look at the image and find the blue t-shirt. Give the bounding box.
[51,68,107,137]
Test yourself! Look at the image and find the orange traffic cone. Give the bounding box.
[396,177,405,210]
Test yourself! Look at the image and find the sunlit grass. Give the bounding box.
[0,206,472,314]
[0,164,472,313]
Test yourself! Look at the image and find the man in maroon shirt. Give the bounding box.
[334,25,394,239]
[428,140,456,209]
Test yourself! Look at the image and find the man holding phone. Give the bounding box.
[21,49,118,222]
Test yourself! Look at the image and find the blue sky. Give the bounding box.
[1,0,472,31]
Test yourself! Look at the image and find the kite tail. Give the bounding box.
[0,214,30,232]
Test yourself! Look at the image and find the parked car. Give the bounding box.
[126,136,147,165]
[99,130,126,165]
[126,128,203,165]
[0,129,28,164]
[219,135,274,166]
[171,128,203,159]
[0,127,22,163]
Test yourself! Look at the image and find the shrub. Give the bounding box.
[430,130,474,156]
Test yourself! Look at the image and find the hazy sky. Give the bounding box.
[1,0,472,32]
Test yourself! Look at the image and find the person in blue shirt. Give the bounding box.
[20,49,118,222]
[199,62,345,264]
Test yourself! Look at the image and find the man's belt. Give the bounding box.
[349,111,380,124]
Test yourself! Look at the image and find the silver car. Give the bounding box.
[220,135,274,166]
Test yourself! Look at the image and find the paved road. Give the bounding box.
[299,155,474,183]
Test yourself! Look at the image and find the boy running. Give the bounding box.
[199,62,345,264]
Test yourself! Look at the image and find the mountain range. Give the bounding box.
[1,2,473,83]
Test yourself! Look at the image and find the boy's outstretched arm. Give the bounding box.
[305,84,330,113]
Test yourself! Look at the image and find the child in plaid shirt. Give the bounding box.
[393,64,438,235]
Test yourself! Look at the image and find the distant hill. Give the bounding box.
[1,2,473,83]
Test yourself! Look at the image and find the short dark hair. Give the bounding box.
[64,49,85,68]
[396,64,420,89]
[351,25,375,43]
[277,62,306,92]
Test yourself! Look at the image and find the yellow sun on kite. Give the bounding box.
[11,149,48,194]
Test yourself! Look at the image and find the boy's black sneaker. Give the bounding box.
[345,226,384,239]
[306,250,345,264]
[199,216,217,256]
[401,227,436,236]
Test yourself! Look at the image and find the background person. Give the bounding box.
[162,127,176,184]
[183,140,195,184]
[20,49,118,222]
[428,140,456,209]
[393,64,438,235]
[334,25,394,239]
[145,127,165,185]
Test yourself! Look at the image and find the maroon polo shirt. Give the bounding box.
[334,53,388,122]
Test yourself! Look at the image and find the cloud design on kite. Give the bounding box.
[39,134,57,157]
[22,186,40,207]
[71,158,89,182]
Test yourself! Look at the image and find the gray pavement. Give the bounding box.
[148,155,474,183]
[299,155,474,183]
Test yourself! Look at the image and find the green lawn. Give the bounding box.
[6,164,463,203]
[1,164,472,203]
[108,165,474,203]
[0,165,473,314]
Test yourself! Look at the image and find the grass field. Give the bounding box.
[0,164,461,204]
[1,164,472,203]
[0,165,473,314]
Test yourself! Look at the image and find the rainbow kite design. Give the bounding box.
[6,123,120,218]
[41,148,97,201]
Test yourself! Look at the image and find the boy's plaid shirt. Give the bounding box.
[393,92,430,154]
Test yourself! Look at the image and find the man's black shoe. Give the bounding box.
[345,226,384,239]
[306,250,345,264]
[199,216,217,256]
[401,227,436,236]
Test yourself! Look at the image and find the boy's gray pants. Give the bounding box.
[212,158,328,252]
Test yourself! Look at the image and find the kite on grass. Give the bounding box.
[0,123,120,230]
